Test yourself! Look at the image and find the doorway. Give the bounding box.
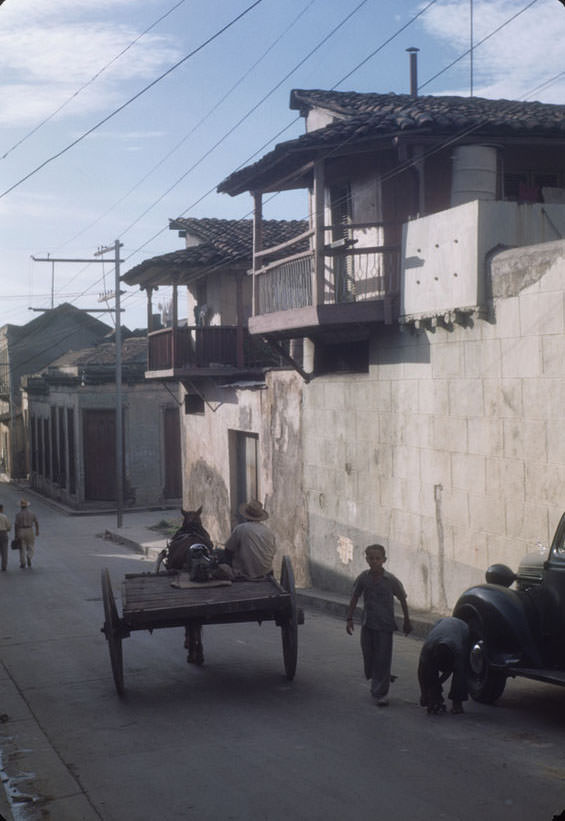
[163,406,182,499]
[229,431,258,523]
[83,410,117,501]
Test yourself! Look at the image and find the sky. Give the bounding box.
[1,0,565,333]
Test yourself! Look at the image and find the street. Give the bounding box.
[0,484,564,821]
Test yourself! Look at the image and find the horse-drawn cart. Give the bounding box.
[100,556,303,695]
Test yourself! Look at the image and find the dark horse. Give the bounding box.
[166,505,214,571]
[156,506,213,665]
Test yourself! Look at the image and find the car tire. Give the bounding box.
[458,609,507,704]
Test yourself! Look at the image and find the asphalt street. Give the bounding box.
[0,482,564,820]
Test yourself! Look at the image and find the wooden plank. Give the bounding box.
[254,228,314,261]
[120,573,289,631]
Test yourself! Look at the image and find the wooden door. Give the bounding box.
[163,407,182,499]
[84,410,116,501]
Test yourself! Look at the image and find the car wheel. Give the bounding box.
[460,611,507,704]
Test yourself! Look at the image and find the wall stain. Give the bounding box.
[434,483,448,613]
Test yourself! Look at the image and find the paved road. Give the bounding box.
[0,484,564,820]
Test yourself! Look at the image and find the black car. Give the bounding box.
[453,513,565,703]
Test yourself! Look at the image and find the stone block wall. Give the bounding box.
[304,239,565,612]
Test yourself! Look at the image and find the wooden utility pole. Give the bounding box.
[95,240,124,528]
[32,242,125,527]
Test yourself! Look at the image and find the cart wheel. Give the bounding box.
[101,569,125,696]
[280,556,298,681]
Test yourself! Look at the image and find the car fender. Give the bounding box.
[453,584,543,668]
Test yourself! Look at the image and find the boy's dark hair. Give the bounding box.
[366,543,386,557]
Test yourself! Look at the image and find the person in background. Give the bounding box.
[418,616,470,715]
[223,499,276,579]
[0,504,10,572]
[15,499,39,569]
[346,544,412,706]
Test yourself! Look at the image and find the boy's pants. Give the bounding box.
[361,627,393,698]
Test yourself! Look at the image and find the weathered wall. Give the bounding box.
[304,238,565,613]
[27,382,177,508]
[180,371,309,586]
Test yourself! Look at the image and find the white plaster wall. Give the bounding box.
[180,371,309,586]
[304,238,565,613]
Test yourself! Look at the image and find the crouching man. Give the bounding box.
[418,616,470,715]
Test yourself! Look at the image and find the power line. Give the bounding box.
[59,0,318,252]
[419,0,540,92]
[335,0,439,88]
[51,0,560,318]
[0,0,264,200]
[117,0,372,239]
[0,0,187,162]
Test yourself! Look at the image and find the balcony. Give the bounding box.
[146,325,280,379]
[248,222,401,338]
[401,199,565,322]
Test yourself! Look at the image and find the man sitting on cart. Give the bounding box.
[221,499,276,579]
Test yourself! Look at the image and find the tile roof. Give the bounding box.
[48,336,147,368]
[219,90,565,195]
[123,217,308,287]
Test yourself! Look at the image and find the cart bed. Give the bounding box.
[121,572,290,631]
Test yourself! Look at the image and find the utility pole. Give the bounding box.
[31,241,125,528]
[95,240,124,528]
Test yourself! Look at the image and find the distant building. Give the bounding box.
[22,336,182,509]
[0,303,111,478]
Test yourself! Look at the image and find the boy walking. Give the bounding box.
[346,544,412,706]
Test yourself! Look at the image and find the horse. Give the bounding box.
[155,505,213,665]
[166,505,214,571]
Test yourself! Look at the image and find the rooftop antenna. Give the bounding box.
[470,0,474,96]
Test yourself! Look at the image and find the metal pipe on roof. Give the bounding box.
[406,47,419,97]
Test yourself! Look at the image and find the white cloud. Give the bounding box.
[0,3,180,127]
[420,0,565,101]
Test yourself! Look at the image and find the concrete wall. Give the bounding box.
[180,370,309,586]
[304,237,565,613]
[402,200,565,318]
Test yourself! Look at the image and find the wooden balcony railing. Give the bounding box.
[147,326,279,372]
[253,223,401,316]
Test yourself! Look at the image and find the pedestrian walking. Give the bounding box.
[14,499,39,569]
[0,504,10,571]
[418,616,470,715]
[346,544,412,706]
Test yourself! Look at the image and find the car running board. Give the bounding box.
[502,666,565,686]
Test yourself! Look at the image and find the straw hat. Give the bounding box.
[20,499,29,507]
[238,499,268,521]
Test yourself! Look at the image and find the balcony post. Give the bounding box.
[171,282,178,368]
[145,286,154,332]
[236,325,244,368]
[313,160,325,306]
[252,191,263,316]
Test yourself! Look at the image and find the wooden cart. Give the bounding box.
[101,555,302,695]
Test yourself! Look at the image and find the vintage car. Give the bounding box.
[452,512,565,703]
